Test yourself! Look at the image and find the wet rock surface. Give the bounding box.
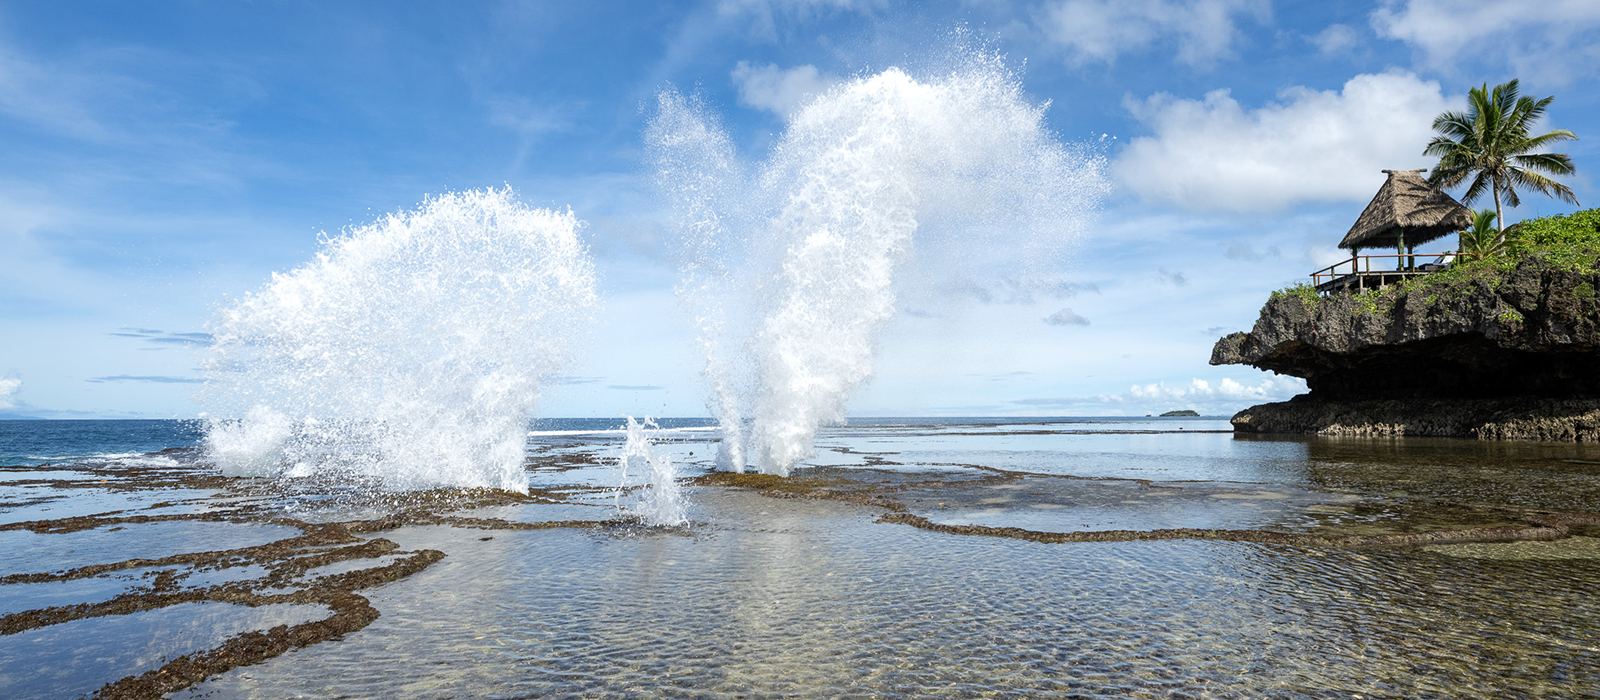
[1212,256,1600,437]
[1233,396,1600,440]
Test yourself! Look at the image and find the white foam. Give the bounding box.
[649,51,1108,476]
[613,416,689,527]
[202,188,597,493]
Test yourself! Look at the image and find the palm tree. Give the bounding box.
[1425,79,1579,233]
[1457,209,1508,258]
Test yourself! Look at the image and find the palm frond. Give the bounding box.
[1459,170,1493,206]
[1506,167,1579,205]
[1520,129,1579,154]
[1426,79,1578,215]
[1512,151,1576,177]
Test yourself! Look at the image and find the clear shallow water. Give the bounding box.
[5,418,1600,698]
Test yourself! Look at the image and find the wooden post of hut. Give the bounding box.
[1338,169,1472,286]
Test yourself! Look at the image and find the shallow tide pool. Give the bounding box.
[4,418,1600,699]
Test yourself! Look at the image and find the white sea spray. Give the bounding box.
[649,51,1109,475]
[202,188,597,493]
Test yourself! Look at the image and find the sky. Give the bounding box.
[1,0,1597,419]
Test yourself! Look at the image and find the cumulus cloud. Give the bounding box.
[1008,374,1305,413]
[1158,268,1188,286]
[1308,244,1353,270]
[1043,308,1090,326]
[731,61,840,118]
[1126,375,1305,402]
[1037,0,1270,67]
[1311,23,1360,54]
[1372,0,1600,82]
[0,377,19,409]
[1114,70,1455,212]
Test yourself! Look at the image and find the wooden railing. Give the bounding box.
[1310,252,1477,295]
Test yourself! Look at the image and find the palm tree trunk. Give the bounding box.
[1493,175,1505,235]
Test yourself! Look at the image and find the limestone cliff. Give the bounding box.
[1211,255,1600,438]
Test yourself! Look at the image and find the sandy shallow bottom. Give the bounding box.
[4,421,1600,699]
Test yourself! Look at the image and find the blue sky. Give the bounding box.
[2,0,1597,419]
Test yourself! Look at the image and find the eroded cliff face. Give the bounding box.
[1211,256,1600,399]
[1212,256,1600,439]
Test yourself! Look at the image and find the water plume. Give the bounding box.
[649,51,1109,476]
[614,416,688,527]
[202,188,597,493]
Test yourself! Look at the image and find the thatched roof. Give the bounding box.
[1339,169,1473,250]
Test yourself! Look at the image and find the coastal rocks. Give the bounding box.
[1212,255,1600,438]
[1231,396,1600,440]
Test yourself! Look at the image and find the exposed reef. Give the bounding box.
[1212,254,1600,438]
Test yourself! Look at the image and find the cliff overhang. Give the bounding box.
[1211,255,1600,438]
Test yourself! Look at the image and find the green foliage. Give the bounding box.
[1268,281,1320,313]
[1503,208,1600,270]
[1352,286,1392,316]
[1498,308,1525,324]
[1329,252,1518,317]
[1426,79,1579,228]
[1457,209,1510,258]
[1287,210,1599,319]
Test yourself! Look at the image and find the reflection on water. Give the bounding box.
[5,419,1600,698]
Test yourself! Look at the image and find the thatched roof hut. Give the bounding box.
[1339,169,1473,251]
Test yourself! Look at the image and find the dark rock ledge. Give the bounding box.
[1211,256,1600,439]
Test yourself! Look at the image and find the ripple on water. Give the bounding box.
[0,521,301,577]
[0,602,325,699]
[179,491,1600,699]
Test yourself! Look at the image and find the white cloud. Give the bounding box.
[731,61,840,118]
[1007,374,1307,414]
[1308,244,1352,270]
[1371,0,1600,82]
[1043,308,1090,326]
[1127,375,1306,402]
[0,377,20,410]
[1037,0,1270,67]
[1114,70,1455,212]
[1311,23,1360,55]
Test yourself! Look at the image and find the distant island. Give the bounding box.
[1159,410,1201,417]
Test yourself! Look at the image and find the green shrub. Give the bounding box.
[1504,208,1600,270]
[1268,281,1320,313]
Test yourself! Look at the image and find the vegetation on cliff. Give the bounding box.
[1267,207,1600,321]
